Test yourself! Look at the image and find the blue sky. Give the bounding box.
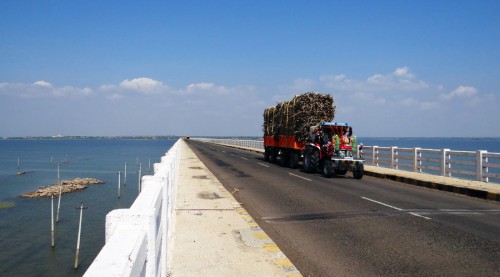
[1,1,499,137]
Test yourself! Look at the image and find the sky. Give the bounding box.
[1,0,499,137]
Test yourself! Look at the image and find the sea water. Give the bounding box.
[0,139,175,277]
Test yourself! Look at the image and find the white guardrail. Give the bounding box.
[192,138,500,183]
[84,139,181,277]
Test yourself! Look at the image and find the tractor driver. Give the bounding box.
[341,126,351,145]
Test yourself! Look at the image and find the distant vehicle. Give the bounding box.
[262,93,364,179]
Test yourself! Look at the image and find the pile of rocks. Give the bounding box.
[20,178,104,198]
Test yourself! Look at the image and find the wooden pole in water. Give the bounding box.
[51,195,55,247]
[124,162,127,185]
[56,163,62,223]
[138,163,142,193]
[74,202,85,269]
[118,171,121,198]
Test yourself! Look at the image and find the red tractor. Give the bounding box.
[303,122,364,179]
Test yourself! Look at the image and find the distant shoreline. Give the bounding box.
[2,136,500,141]
[1,136,181,140]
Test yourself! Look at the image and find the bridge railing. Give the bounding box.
[193,138,264,151]
[363,146,500,183]
[192,138,500,183]
[84,139,180,277]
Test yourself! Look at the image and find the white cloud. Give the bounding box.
[321,67,428,92]
[393,67,414,79]
[440,86,478,100]
[352,92,386,105]
[419,101,441,110]
[0,81,92,98]
[53,86,93,97]
[107,93,124,100]
[184,82,229,94]
[120,77,168,94]
[292,78,315,91]
[32,80,53,88]
[400,97,441,110]
[98,84,117,92]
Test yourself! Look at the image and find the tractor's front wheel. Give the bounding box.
[323,160,334,178]
[353,162,364,179]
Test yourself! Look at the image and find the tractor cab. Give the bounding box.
[305,122,364,179]
[310,122,353,146]
[309,122,361,158]
[320,122,352,149]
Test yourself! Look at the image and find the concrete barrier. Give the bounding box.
[84,139,180,277]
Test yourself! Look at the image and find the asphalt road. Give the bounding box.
[186,140,500,276]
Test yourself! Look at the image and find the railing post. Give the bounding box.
[391,146,397,169]
[441,149,450,177]
[476,150,488,182]
[373,146,378,167]
[413,147,421,172]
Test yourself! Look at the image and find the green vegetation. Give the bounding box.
[0,202,15,209]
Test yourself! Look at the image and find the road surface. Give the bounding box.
[186,140,500,276]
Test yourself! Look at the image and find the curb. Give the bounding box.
[364,171,500,202]
[213,181,303,277]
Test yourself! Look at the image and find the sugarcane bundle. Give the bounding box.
[263,92,336,142]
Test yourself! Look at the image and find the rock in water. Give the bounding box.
[19,178,104,198]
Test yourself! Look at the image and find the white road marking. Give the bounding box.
[361,197,402,211]
[361,196,431,220]
[258,162,270,168]
[240,156,248,160]
[408,212,432,220]
[289,173,312,182]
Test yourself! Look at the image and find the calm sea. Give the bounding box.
[0,139,176,277]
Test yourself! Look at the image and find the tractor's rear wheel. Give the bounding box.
[304,146,319,173]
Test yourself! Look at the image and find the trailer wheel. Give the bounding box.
[264,147,270,161]
[279,150,289,167]
[289,151,299,169]
[353,163,364,179]
[304,146,319,173]
[323,160,333,178]
[270,148,278,163]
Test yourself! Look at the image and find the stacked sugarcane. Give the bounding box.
[263,92,336,142]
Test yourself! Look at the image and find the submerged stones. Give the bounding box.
[20,178,104,198]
